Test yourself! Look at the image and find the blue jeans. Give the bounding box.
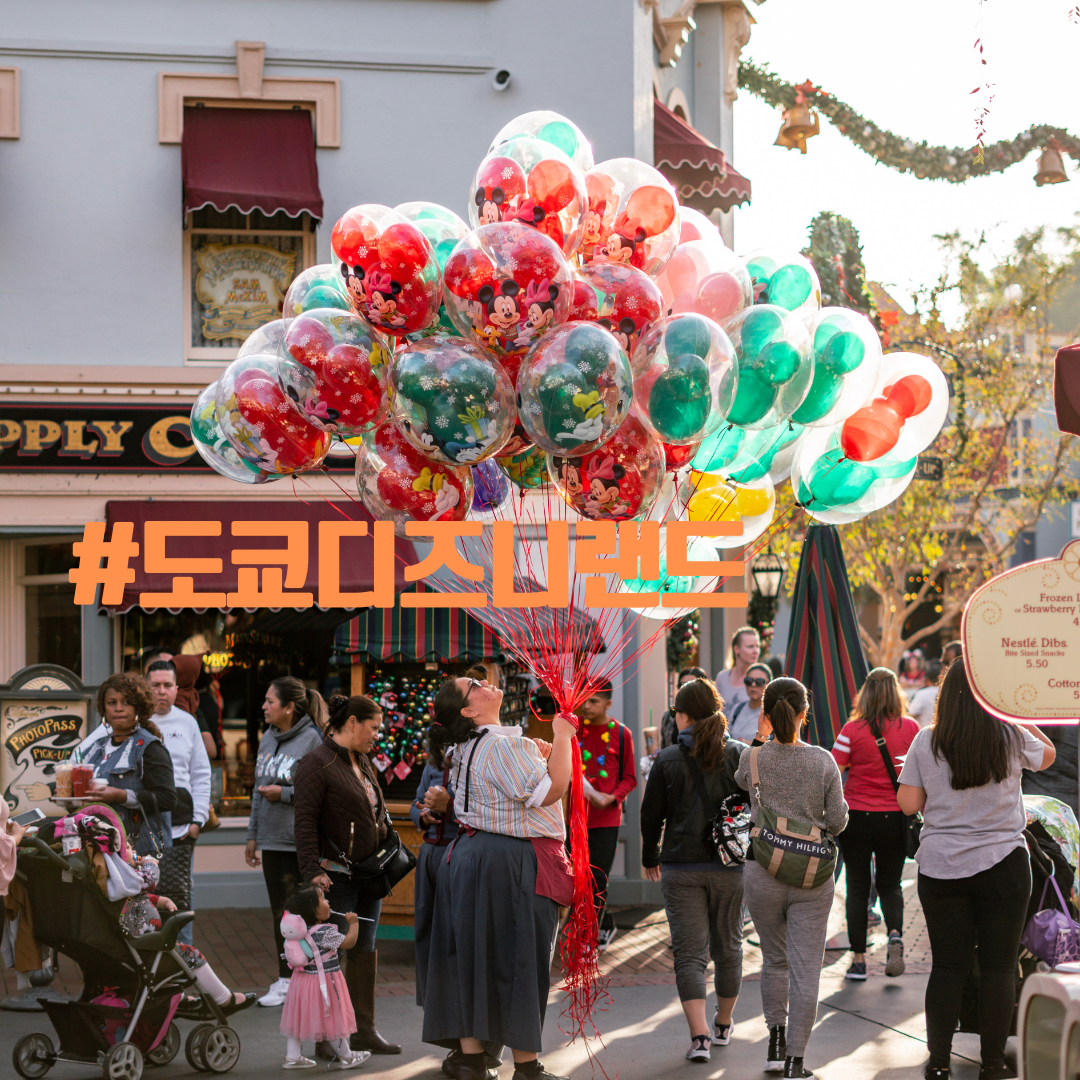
[326,873,381,955]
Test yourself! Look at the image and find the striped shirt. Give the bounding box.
[450,724,564,840]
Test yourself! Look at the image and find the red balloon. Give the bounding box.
[369,423,471,524]
[664,440,700,471]
[841,374,933,461]
[284,315,335,369]
[567,263,663,357]
[443,247,497,299]
[317,343,387,434]
[229,370,331,474]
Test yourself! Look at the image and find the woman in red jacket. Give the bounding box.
[577,681,637,950]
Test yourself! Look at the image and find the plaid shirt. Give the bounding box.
[450,725,564,840]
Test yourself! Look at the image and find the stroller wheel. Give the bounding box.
[13,1032,54,1079]
[102,1041,143,1080]
[185,1024,214,1072]
[202,1027,241,1074]
[146,1023,181,1067]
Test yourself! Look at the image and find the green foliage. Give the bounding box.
[802,212,875,317]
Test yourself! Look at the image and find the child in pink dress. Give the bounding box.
[280,883,369,1070]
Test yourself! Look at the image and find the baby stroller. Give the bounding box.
[11,837,241,1080]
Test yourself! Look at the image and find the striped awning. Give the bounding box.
[333,587,503,664]
[783,525,870,748]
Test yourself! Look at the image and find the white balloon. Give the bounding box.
[620,530,723,620]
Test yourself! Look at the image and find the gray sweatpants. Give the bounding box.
[744,860,834,1059]
[660,867,744,1002]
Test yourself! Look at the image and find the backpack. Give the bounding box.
[747,745,836,889]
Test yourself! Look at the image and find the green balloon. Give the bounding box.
[538,359,589,440]
[817,329,865,374]
[799,448,915,508]
[564,322,617,376]
[791,369,843,424]
[663,314,713,360]
[498,446,546,490]
[432,238,458,272]
[757,340,800,386]
[538,120,579,159]
[767,265,813,310]
[692,425,744,473]
[394,352,441,405]
[649,353,711,442]
[738,307,784,360]
[745,255,779,286]
[726,365,775,426]
[302,285,350,313]
[725,423,803,483]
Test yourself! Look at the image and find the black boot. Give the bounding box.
[345,951,402,1054]
[784,1056,813,1078]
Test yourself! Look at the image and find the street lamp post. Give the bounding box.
[749,552,785,654]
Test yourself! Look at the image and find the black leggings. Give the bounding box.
[918,846,1032,1070]
[588,826,620,931]
[261,849,304,980]
[838,810,906,952]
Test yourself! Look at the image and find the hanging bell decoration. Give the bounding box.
[773,90,821,155]
[1035,142,1069,186]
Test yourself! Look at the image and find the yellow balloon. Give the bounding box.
[686,473,739,522]
[735,486,772,517]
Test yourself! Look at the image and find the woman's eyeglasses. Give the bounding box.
[463,678,483,702]
[745,678,769,688]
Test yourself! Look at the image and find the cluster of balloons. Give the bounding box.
[190,109,947,613]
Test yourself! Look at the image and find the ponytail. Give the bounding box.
[763,677,809,744]
[673,677,728,771]
[306,688,329,731]
[270,676,328,731]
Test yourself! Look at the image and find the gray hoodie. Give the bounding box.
[247,715,324,851]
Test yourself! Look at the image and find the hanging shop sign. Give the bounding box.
[194,242,297,341]
[0,405,352,472]
[963,538,1080,723]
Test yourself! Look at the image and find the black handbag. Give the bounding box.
[157,842,194,910]
[329,811,417,901]
[678,745,751,865]
[869,718,922,858]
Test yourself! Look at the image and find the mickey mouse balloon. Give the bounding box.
[568,263,664,358]
[331,204,443,335]
[190,382,280,485]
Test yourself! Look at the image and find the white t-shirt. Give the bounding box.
[728,700,762,743]
[154,706,212,839]
[908,686,939,729]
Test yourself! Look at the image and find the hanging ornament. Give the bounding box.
[774,82,821,154]
[1035,140,1069,186]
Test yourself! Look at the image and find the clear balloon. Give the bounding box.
[442,221,574,384]
[581,158,680,277]
[655,241,753,326]
[568,262,664,357]
[724,304,813,429]
[516,322,633,456]
[678,471,776,550]
[547,412,664,522]
[238,319,285,359]
[331,204,443,335]
[355,421,473,537]
[743,249,821,324]
[390,335,515,465]
[468,136,587,258]
[793,307,883,427]
[676,206,725,252]
[631,314,738,445]
[497,444,548,491]
[619,530,725,621]
[282,308,391,438]
[487,111,595,172]
[215,354,333,475]
[693,422,806,485]
[190,382,280,485]
[394,202,471,271]
[282,265,351,327]
[469,459,514,522]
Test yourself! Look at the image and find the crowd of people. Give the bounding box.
[3,626,1076,1080]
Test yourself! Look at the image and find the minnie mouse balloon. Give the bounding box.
[331,204,442,335]
[568,263,664,358]
[743,250,821,323]
[282,265,351,327]
[548,412,664,522]
[516,322,633,456]
[487,111,595,172]
[390,335,515,465]
[283,308,391,438]
[581,159,680,277]
[442,221,574,384]
[468,137,587,258]
[190,382,280,485]
[724,304,813,429]
[215,355,333,475]
[356,421,472,537]
[654,241,753,326]
[631,313,738,445]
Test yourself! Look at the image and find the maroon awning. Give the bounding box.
[1055,342,1080,436]
[654,100,751,215]
[182,107,323,219]
[101,501,415,614]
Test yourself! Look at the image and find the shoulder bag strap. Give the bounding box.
[749,744,762,791]
[868,718,901,793]
[678,744,717,819]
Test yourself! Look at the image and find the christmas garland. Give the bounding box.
[802,212,876,317]
[738,58,1080,181]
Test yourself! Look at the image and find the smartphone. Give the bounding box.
[13,808,46,827]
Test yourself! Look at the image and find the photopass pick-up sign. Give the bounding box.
[0,405,352,472]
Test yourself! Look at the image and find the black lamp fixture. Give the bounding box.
[750,552,785,599]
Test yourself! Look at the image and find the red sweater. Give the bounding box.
[832,716,919,812]
[578,716,637,828]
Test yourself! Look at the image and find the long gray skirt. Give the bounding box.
[414,840,445,1007]
[422,829,559,1053]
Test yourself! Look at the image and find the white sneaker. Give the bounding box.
[259,978,291,1007]
[282,1056,316,1070]
[686,1036,711,1062]
[328,1050,371,1070]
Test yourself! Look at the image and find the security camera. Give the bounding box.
[492,69,511,92]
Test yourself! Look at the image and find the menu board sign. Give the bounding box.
[963,538,1080,722]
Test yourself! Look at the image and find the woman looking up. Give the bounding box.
[422,677,577,1080]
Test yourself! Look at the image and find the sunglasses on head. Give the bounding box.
[745,678,769,688]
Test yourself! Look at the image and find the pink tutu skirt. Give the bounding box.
[280,969,355,1042]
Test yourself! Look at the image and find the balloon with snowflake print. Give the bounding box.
[282,264,351,327]
[395,203,471,341]
[547,411,664,522]
[215,354,333,475]
[743,250,821,324]
[516,321,633,456]
[618,529,724,620]
[678,470,776,550]
[487,110,595,172]
[723,304,814,429]
[469,137,588,258]
[655,241,753,326]
[282,308,391,438]
[568,263,664,360]
[190,382,281,485]
[389,334,515,465]
[442,221,574,384]
[355,421,472,537]
[497,444,547,491]
[580,158,680,277]
[331,204,443,336]
[238,319,286,360]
